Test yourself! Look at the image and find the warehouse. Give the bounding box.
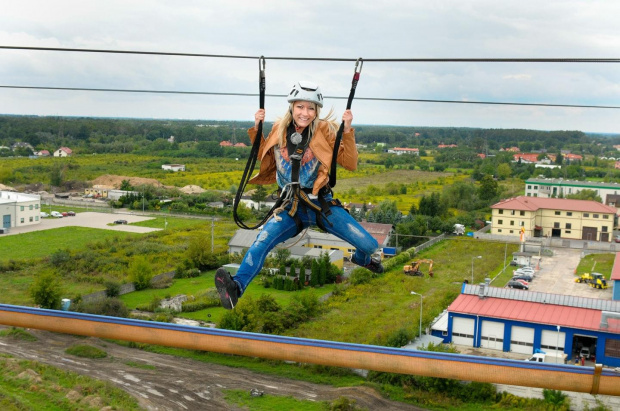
[432,283,620,367]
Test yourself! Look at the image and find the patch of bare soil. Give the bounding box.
[91,175,164,189]
[0,326,422,411]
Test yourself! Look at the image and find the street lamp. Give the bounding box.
[471,255,482,284]
[410,291,423,339]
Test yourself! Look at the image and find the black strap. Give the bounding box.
[329,58,363,188]
[233,56,271,230]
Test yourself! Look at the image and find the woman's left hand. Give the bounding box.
[342,110,353,133]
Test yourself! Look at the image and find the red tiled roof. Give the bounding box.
[513,153,539,162]
[491,196,617,214]
[611,252,620,281]
[59,147,72,154]
[359,222,393,247]
[448,294,619,332]
[220,141,233,146]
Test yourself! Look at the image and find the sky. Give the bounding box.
[0,1,619,133]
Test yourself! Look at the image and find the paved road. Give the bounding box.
[5,212,161,235]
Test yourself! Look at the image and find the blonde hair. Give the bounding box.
[276,102,339,146]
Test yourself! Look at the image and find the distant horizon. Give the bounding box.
[1,112,618,137]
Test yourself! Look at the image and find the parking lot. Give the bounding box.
[4,212,161,236]
[510,247,613,299]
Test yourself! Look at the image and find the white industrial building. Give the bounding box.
[0,191,42,231]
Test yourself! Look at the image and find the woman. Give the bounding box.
[215,81,383,309]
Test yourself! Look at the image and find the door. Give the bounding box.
[480,321,505,350]
[600,233,609,242]
[452,317,475,346]
[510,326,535,354]
[582,227,597,241]
[541,329,566,357]
[2,215,10,228]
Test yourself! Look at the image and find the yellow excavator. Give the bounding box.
[404,259,434,277]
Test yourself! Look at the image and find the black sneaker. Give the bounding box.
[215,268,239,310]
[353,256,384,274]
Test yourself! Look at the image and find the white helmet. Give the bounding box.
[287,81,323,107]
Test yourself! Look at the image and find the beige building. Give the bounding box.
[0,191,41,231]
[491,196,616,242]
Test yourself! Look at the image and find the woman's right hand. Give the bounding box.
[255,109,265,130]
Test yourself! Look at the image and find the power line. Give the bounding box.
[1,45,619,63]
[1,85,618,109]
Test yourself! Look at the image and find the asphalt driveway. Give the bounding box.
[5,212,161,235]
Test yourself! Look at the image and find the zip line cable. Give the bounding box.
[1,46,618,109]
[1,45,620,63]
[0,85,618,110]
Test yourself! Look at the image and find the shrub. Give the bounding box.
[75,297,130,318]
[129,257,153,290]
[49,249,71,267]
[30,271,63,309]
[385,328,412,348]
[104,280,121,298]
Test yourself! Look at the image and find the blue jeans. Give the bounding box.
[233,195,379,296]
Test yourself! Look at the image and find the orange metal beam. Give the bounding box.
[1,304,618,396]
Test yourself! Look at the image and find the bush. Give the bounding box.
[129,257,153,290]
[49,249,71,267]
[75,297,129,318]
[30,271,63,309]
[104,280,121,298]
[385,328,412,348]
[65,345,107,359]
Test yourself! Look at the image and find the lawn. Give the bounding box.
[291,238,519,345]
[120,270,336,325]
[0,227,136,262]
[575,253,615,279]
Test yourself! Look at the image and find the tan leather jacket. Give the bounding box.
[247,121,358,195]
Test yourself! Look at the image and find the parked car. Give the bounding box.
[615,235,620,243]
[510,260,519,266]
[512,274,533,282]
[514,268,535,276]
[51,211,63,218]
[506,280,529,290]
[40,212,50,218]
[513,279,529,286]
[580,347,591,359]
[61,212,68,217]
[515,266,535,273]
[114,219,128,225]
[67,211,76,216]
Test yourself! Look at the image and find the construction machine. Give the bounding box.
[589,273,609,289]
[575,273,595,284]
[404,259,434,277]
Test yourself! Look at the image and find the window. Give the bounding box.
[510,221,515,226]
[565,231,571,234]
[534,193,538,197]
[20,218,24,223]
[593,214,599,218]
[29,205,33,210]
[35,216,39,221]
[498,219,503,225]
[511,210,516,215]
[520,211,525,216]
[510,230,514,234]
[554,211,561,216]
[313,245,323,249]
[520,221,525,226]
[29,217,33,222]
[603,226,609,233]
[584,213,589,218]
[534,186,538,190]
[565,223,571,229]
[527,185,531,189]
[499,209,504,214]
[554,222,560,229]
[567,212,572,216]
[605,339,620,358]
[20,206,24,211]
[604,215,609,219]
[498,229,502,233]
[35,204,39,209]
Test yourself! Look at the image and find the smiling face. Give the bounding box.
[291,101,317,130]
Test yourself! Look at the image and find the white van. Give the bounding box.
[51,211,63,218]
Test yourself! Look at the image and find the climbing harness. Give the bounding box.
[233,57,362,230]
[329,58,363,188]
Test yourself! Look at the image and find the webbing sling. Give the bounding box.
[233,56,278,229]
[328,58,363,188]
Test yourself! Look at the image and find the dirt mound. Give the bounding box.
[0,184,17,191]
[179,185,206,194]
[91,175,163,189]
